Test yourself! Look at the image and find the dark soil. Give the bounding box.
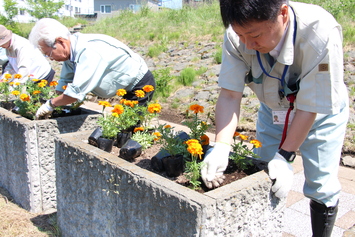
[110,144,256,193]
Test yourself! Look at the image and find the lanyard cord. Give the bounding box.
[255,7,298,149]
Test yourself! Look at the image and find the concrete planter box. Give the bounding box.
[0,107,100,213]
[55,130,285,236]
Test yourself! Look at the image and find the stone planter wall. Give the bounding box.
[0,107,100,213]
[55,130,285,237]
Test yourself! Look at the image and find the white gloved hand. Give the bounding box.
[35,100,54,119]
[268,152,294,199]
[201,142,230,189]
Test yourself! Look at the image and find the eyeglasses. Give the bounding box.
[44,43,56,59]
[47,48,53,59]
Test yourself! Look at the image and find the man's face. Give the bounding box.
[0,40,11,49]
[231,4,289,54]
[39,38,70,62]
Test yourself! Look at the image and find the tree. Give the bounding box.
[0,0,18,27]
[26,0,65,20]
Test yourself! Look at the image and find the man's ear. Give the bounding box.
[55,37,69,49]
[280,4,289,24]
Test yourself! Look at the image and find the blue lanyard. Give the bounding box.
[256,7,297,96]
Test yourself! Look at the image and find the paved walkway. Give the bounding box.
[83,101,355,237]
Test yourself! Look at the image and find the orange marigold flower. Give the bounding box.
[32,90,41,95]
[189,104,204,114]
[32,78,39,82]
[2,79,9,82]
[112,104,124,115]
[119,99,126,104]
[116,89,127,97]
[50,81,58,87]
[164,125,171,129]
[135,90,145,98]
[14,74,22,79]
[200,134,210,146]
[124,100,138,108]
[20,94,30,101]
[62,85,67,90]
[9,82,14,86]
[147,103,162,113]
[134,127,145,133]
[4,73,12,79]
[250,139,262,148]
[233,132,240,138]
[153,132,162,141]
[38,82,46,88]
[15,82,20,86]
[239,134,248,140]
[11,90,20,96]
[98,101,112,108]
[142,85,154,93]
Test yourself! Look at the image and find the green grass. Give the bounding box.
[9,0,355,49]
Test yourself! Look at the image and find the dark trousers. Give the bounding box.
[123,70,156,106]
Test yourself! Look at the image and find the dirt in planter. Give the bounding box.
[109,144,260,193]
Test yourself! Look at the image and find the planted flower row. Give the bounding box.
[0,73,81,119]
[92,90,263,190]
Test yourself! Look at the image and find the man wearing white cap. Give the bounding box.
[0,25,55,83]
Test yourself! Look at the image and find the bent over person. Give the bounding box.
[0,25,55,83]
[28,18,155,119]
[200,0,349,236]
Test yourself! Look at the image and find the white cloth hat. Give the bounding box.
[0,25,12,46]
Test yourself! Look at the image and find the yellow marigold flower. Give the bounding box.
[135,90,145,98]
[153,132,162,141]
[4,73,12,79]
[112,113,119,117]
[116,89,127,97]
[15,82,20,86]
[189,104,204,114]
[186,139,204,158]
[134,127,145,133]
[62,85,67,90]
[32,90,41,95]
[50,81,58,87]
[250,139,262,148]
[112,104,124,115]
[9,82,14,86]
[41,80,48,86]
[14,74,22,79]
[38,82,46,88]
[200,134,209,146]
[98,101,112,108]
[233,132,240,138]
[11,90,20,96]
[142,85,154,93]
[239,134,248,140]
[147,103,162,113]
[20,94,30,102]
[32,78,39,82]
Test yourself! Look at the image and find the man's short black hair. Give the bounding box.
[220,0,288,28]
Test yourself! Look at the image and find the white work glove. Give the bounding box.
[35,100,54,119]
[268,152,294,199]
[201,142,230,189]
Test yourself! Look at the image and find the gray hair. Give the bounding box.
[29,18,71,49]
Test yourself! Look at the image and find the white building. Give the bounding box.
[0,0,94,23]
